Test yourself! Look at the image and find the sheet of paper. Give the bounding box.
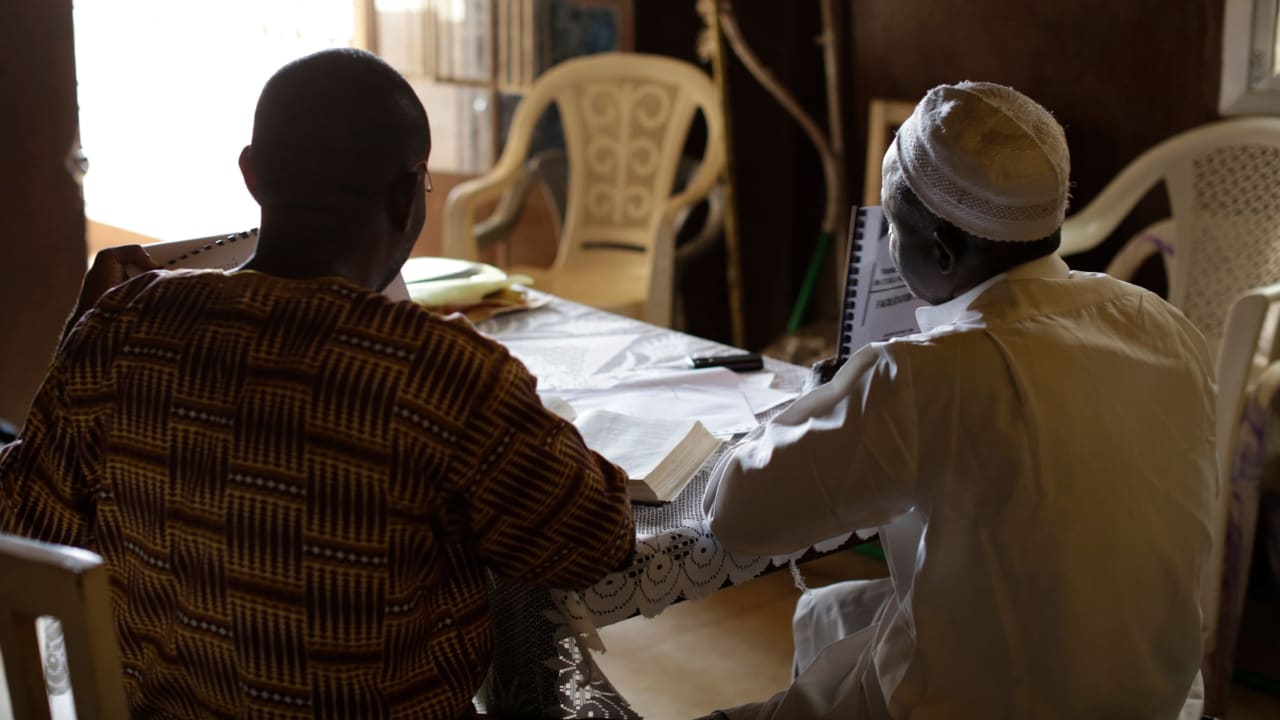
[737,372,798,414]
[580,367,797,415]
[499,333,638,391]
[544,367,758,437]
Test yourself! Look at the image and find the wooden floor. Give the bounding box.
[596,552,1280,719]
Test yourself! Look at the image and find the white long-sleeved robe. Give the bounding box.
[703,255,1217,719]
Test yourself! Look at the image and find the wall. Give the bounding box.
[636,2,831,348]
[0,2,1233,403]
[848,0,1224,280]
[637,0,1225,350]
[0,0,86,423]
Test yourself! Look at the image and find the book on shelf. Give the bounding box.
[836,206,928,368]
[572,408,722,505]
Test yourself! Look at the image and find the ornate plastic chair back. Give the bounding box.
[1061,117,1280,354]
[444,52,727,327]
[0,533,129,719]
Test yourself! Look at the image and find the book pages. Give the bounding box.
[573,408,721,504]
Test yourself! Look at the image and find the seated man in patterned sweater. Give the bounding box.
[0,48,634,718]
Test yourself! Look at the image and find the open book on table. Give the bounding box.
[836,206,929,367]
[572,409,721,505]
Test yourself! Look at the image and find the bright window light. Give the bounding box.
[442,0,468,23]
[73,0,355,241]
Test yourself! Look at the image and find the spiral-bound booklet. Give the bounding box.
[142,229,260,271]
[139,229,411,301]
[835,206,927,367]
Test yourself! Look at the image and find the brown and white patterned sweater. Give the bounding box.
[0,269,634,719]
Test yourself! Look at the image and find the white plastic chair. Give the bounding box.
[443,52,727,327]
[0,533,128,720]
[1060,117,1280,353]
[1059,118,1280,716]
[1200,283,1280,716]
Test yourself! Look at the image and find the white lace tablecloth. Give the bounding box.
[478,293,854,718]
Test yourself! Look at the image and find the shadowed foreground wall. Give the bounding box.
[0,0,85,422]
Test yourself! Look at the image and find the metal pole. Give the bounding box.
[718,1,840,334]
[709,0,748,348]
[819,0,848,296]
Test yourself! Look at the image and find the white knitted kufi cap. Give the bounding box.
[887,81,1070,242]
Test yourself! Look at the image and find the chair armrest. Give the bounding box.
[443,168,526,261]
[1060,143,1175,257]
[470,165,540,251]
[661,95,727,229]
[471,149,572,252]
[1217,282,1280,475]
[1250,360,1280,431]
[443,91,553,261]
[639,119,726,325]
[674,182,726,269]
[664,152,725,221]
[649,163,725,327]
[1102,219,1176,281]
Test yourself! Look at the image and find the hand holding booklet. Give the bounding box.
[572,408,721,505]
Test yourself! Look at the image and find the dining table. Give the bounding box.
[476,290,858,719]
[12,282,860,720]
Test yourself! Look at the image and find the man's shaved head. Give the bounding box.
[248,48,430,207]
[238,48,432,292]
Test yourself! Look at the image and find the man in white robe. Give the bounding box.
[701,82,1216,719]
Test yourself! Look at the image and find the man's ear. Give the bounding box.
[238,146,261,202]
[387,171,419,233]
[932,229,959,275]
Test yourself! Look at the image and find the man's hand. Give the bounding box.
[60,245,159,349]
[76,245,159,315]
[802,356,841,394]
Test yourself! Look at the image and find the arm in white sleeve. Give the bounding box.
[703,345,919,556]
